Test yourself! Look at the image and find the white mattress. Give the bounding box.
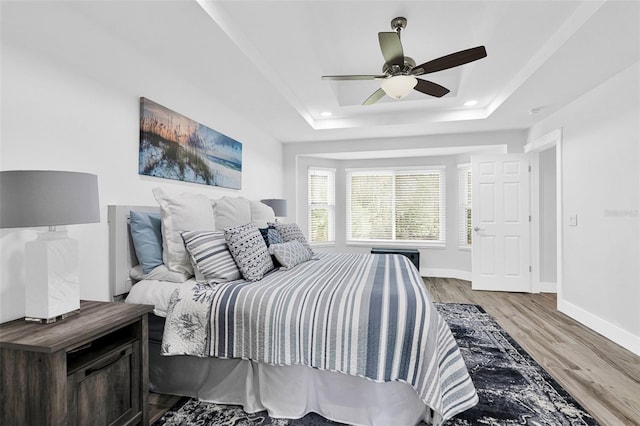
[125,279,192,317]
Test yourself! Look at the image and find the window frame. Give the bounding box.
[458,163,472,250]
[308,167,336,246]
[346,166,446,248]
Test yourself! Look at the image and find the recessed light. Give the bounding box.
[320,111,332,117]
[464,100,478,107]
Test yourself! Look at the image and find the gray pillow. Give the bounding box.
[269,241,313,270]
[224,223,274,281]
[271,222,313,257]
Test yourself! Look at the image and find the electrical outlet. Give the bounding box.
[569,215,578,226]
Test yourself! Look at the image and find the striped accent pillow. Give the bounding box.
[181,231,241,283]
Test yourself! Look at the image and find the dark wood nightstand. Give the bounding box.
[0,300,153,426]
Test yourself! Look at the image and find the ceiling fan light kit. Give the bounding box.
[381,75,417,99]
[322,17,487,106]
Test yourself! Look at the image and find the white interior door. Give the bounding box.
[472,154,531,292]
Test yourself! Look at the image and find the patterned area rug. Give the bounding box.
[153,303,599,426]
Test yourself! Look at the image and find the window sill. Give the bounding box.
[346,240,446,250]
[310,242,336,248]
[458,246,472,252]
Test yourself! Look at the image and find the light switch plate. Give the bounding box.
[569,215,578,226]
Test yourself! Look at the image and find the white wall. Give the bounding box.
[284,130,526,278]
[0,4,283,322]
[528,62,640,355]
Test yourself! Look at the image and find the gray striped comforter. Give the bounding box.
[162,252,478,422]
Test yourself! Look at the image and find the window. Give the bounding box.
[346,167,446,245]
[458,164,472,248]
[308,167,335,244]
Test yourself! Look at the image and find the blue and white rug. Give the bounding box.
[153,303,599,426]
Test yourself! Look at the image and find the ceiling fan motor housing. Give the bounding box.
[382,56,416,75]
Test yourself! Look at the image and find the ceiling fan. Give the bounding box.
[322,17,487,106]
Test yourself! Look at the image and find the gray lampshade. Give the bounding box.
[261,198,287,217]
[0,170,100,228]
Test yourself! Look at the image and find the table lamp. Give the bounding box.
[0,170,100,322]
[260,198,287,222]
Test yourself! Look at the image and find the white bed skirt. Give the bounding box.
[149,343,438,426]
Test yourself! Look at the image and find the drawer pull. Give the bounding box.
[85,349,127,376]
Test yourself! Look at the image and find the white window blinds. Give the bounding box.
[346,167,446,245]
[308,167,335,243]
[458,164,472,247]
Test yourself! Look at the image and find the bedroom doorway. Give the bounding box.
[526,129,561,294]
[471,154,532,292]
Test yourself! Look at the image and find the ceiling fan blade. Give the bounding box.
[413,46,487,75]
[362,88,386,106]
[414,79,450,98]
[322,75,385,81]
[378,32,404,67]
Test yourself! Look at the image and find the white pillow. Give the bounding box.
[213,196,252,230]
[125,279,189,317]
[129,264,191,283]
[249,200,275,228]
[152,187,216,275]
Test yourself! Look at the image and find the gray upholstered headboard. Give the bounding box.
[107,204,159,299]
[107,198,276,299]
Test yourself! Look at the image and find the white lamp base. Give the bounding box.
[24,230,80,323]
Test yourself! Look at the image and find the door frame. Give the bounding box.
[524,128,563,296]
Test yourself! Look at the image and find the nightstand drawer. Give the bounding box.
[67,341,140,426]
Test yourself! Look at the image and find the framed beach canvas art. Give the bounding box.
[139,97,242,189]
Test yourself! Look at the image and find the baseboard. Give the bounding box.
[539,281,557,293]
[558,298,640,356]
[421,268,471,282]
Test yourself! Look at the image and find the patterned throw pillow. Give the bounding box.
[271,222,313,257]
[224,223,274,281]
[181,231,241,283]
[268,241,313,270]
[259,226,284,247]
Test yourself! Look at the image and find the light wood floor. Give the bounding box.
[148,278,640,425]
[425,278,640,426]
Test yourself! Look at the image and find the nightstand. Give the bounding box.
[0,300,153,426]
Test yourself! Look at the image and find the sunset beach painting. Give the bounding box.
[139,97,242,189]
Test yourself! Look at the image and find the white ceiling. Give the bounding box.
[4,0,639,147]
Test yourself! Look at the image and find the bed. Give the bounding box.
[108,190,477,426]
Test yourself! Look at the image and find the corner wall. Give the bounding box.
[0,4,283,322]
[528,62,640,355]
